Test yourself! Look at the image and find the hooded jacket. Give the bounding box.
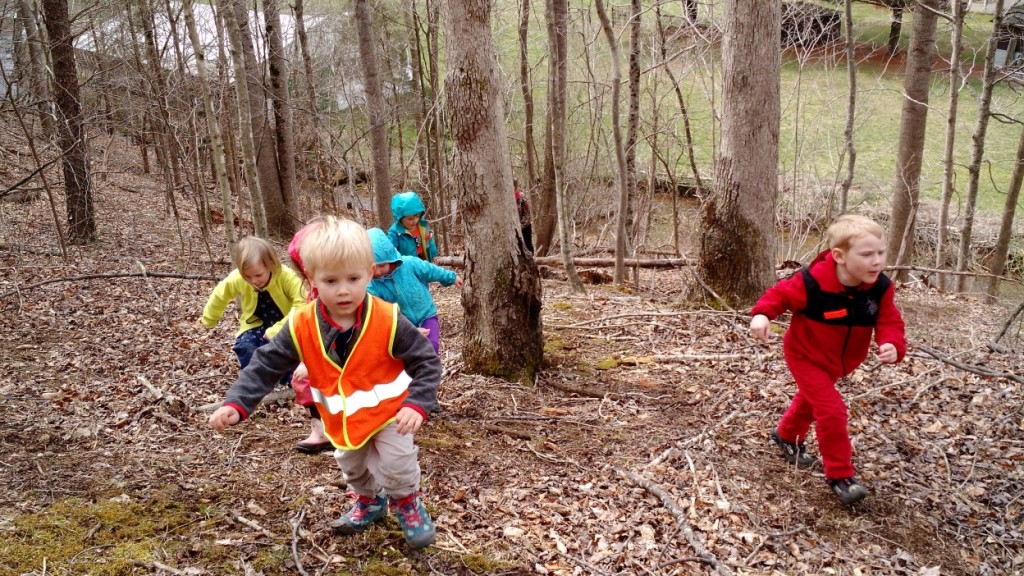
[368,227,457,326]
[387,191,439,262]
[751,249,906,380]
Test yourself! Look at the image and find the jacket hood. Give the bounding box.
[368,227,402,265]
[391,191,426,221]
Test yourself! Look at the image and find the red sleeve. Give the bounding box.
[874,285,907,362]
[750,272,807,320]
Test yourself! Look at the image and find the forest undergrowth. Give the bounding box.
[1,135,1023,575]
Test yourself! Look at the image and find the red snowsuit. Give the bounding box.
[752,250,906,480]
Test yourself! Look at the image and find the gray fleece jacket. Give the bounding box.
[222,295,441,422]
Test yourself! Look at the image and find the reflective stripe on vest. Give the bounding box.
[311,371,412,417]
[290,296,408,449]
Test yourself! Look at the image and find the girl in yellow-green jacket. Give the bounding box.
[201,236,306,369]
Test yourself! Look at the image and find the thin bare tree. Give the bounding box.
[887,0,940,280]
[936,0,964,287]
[956,0,1004,292]
[354,0,392,228]
[42,0,95,243]
[985,124,1024,303]
[264,0,299,233]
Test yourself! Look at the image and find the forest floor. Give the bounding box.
[1,133,1023,576]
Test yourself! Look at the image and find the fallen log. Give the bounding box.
[432,255,692,269]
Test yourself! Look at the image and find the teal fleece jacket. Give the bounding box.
[368,228,456,326]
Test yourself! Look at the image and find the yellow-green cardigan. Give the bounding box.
[201,267,306,339]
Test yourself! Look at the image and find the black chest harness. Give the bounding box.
[798,268,890,327]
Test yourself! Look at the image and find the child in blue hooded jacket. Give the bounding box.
[388,191,439,262]
[368,227,461,353]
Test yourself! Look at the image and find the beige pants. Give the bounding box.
[333,422,420,499]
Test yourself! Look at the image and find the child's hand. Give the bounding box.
[394,407,424,436]
[293,363,309,383]
[209,406,240,432]
[454,275,464,288]
[750,314,771,341]
[418,327,431,337]
[877,343,898,364]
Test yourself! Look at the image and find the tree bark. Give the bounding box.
[956,0,1004,292]
[442,0,543,383]
[354,0,393,228]
[264,0,299,234]
[533,0,563,256]
[42,0,95,243]
[185,0,236,248]
[887,0,940,281]
[985,124,1024,303]
[888,6,903,57]
[697,0,780,304]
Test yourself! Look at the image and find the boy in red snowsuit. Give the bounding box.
[750,215,906,505]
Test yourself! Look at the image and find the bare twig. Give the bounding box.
[135,259,169,327]
[916,344,1024,384]
[743,524,807,565]
[481,423,532,440]
[614,467,732,576]
[235,515,274,538]
[992,299,1024,346]
[0,271,220,300]
[691,270,737,315]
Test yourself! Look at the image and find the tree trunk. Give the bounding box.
[17,0,53,134]
[354,0,392,228]
[220,0,268,237]
[185,0,236,248]
[839,0,857,214]
[625,0,641,244]
[231,0,284,237]
[888,6,903,57]
[887,0,939,280]
[936,1,965,288]
[42,0,95,244]
[264,0,299,234]
[294,0,332,212]
[594,0,630,285]
[533,0,563,256]
[547,0,584,293]
[683,0,697,23]
[956,0,1004,292]
[442,0,543,384]
[697,0,779,304]
[404,1,429,185]
[985,124,1024,303]
[518,0,538,191]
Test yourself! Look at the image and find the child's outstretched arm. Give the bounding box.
[874,284,907,364]
[207,322,301,431]
[749,271,806,341]
[411,258,460,288]
[201,271,244,329]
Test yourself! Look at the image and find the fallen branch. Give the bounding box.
[544,380,616,399]
[290,508,309,576]
[620,353,774,365]
[916,344,1024,384]
[0,271,220,300]
[614,467,732,576]
[742,525,807,565]
[0,157,58,198]
[481,423,532,440]
[885,264,1021,284]
[992,299,1024,347]
[235,514,274,538]
[432,256,692,269]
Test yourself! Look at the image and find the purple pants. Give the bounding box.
[419,316,440,353]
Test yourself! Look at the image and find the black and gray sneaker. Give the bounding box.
[829,477,868,505]
[770,429,815,467]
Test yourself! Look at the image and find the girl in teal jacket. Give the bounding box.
[368,228,461,353]
[387,191,439,262]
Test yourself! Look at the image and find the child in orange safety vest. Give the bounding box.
[208,216,442,549]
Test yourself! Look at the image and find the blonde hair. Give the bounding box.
[233,236,281,273]
[298,216,374,277]
[827,215,885,251]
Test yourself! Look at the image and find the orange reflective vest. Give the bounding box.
[290,296,410,449]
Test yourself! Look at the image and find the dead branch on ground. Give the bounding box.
[0,271,220,300]
[433,256,692,269]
